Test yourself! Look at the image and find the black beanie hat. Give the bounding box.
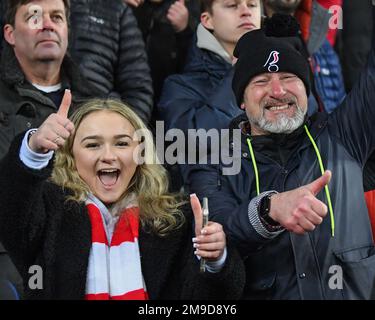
[232,29,311,106]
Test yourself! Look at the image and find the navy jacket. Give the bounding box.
[157,39,242,133]
[187,7,375,300]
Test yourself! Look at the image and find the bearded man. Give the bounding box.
[187,8,375,299]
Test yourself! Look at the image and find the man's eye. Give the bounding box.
[226,3,237,8]
[52,15,63,22]
[282,75,296,80]
[254,79,267,84]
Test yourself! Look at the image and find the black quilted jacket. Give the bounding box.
[68,0,154,123]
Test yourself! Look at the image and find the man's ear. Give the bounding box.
[4,24,16,46]
[200,12,214,31]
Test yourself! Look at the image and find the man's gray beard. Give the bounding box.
[250,104,307,134]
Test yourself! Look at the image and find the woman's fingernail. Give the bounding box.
[193,243,199,248]
[190,193,197,198]
[192,237,197,242]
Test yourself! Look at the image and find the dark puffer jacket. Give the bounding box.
[313,39,346,113]
[69,0,153,123]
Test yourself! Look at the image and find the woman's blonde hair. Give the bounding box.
[51,99,185,236]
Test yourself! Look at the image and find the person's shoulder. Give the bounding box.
[85,0,127,20]
[159,73,207,103]
[164,70,205,86]
[162,69,215,98]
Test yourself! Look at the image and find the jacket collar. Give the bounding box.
[0,43,93,99]
[228,111,329,161]
[0,44,25,87]
[196,23,232,64]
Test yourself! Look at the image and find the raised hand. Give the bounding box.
[268,170,332,234]
[190,194,226,261]
[167,0,189,33]
[123,0,144,8]
[29,89,74,154]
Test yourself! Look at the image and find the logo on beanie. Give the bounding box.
[263,51,280,72]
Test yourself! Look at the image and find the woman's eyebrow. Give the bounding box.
[80,134,133,143]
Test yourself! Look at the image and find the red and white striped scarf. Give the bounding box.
[85,195,148,300]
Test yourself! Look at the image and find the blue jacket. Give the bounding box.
[157,39,242,132]
[313,39,346,113]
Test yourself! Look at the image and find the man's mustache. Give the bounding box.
[261,97,298,108]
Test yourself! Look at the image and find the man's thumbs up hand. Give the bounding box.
[267,171,331,235]
[306,170,332,196]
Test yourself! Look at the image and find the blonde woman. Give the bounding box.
[0,91,245,300]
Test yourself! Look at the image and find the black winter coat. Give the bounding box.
[134,0,200,103]
[68,0,153,124]
[0,135,245,300]
[340,0,373,92]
